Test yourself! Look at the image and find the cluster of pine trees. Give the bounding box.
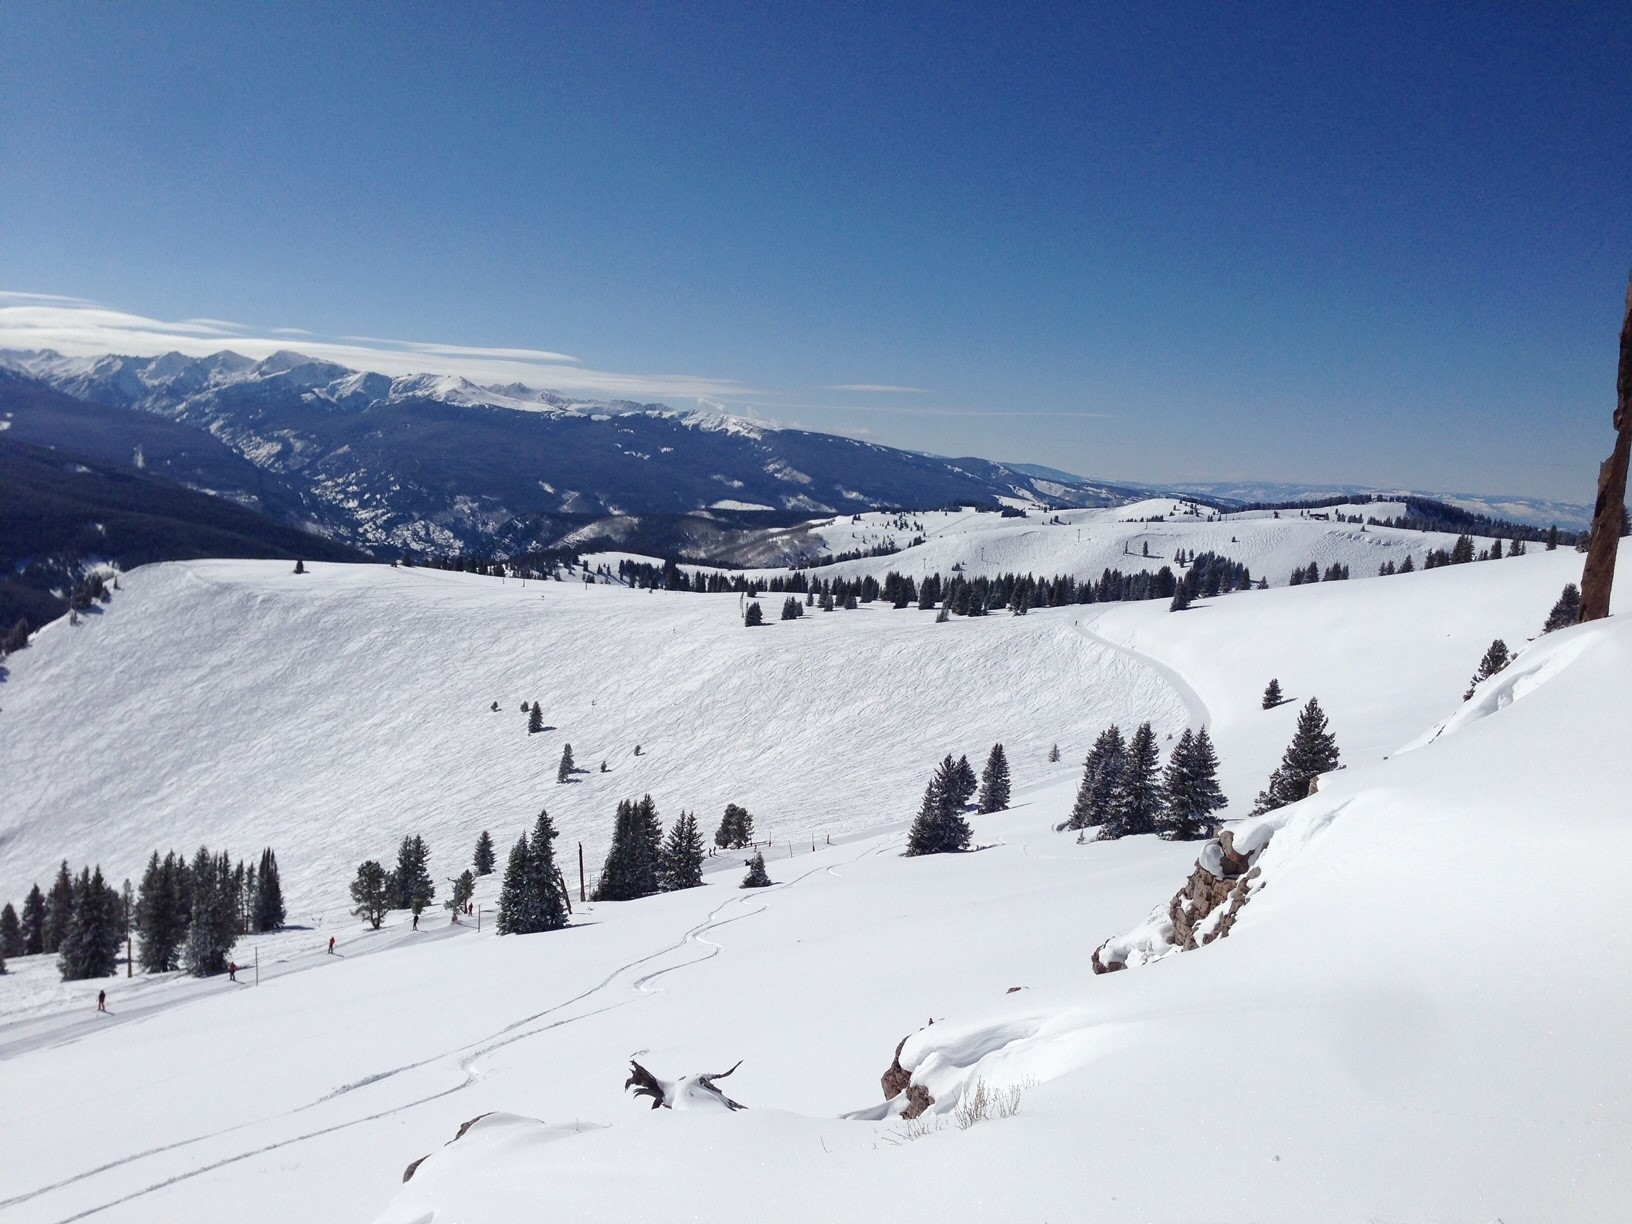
[905,745,1010,856]
[348,835,435,930]
[133,847,282,977]
[1067,724,1227,840]
[714,804,756,849]
[590,796,706,901]
[497,809,572,934]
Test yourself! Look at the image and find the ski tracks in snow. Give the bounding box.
[1070,615,1210,731]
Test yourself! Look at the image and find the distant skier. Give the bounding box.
[97,989,107,1013]
[412,912,419,931]
[228,961,238,982]
[328,936,336,955]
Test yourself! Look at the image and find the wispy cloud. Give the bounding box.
[823,383,929,394]
[0,293,754,402]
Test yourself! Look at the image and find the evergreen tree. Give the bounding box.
[905,757,972,855]
[523,808,571,931]
[449,868,476,914]
[660,811,706,891]
[977,743,1011,813]
[714,803,754,849]
[1543,583,1582,633]
[496,834,531,934]
[1546,524,1560,550]
[1048,743,1061,763]
[1449,534,1476,564]
[557,743,575,783]
[528,704,544,734]
[1,617,28,655]
[741,851,773,888]
[592,796,664,900]
[1168,584,1192,611]
[1103,723,1161,839]
[0,902,21,959]
[1067,725,1126,830]
[22,883,46,955]
[183,849,238,976]
[1157,727,1228,840]
[473,830,496,875]
[350,860,390,930]
[253,848,285,932]
[744,601,763,627]
[1262,678,1283,708]
[136,851,189,972]
[59,866,122,980]
[392,836,434,911]
[951,755,978,808]
[1464,639,1513,700]
[294,559,306,574]
[1253,698,1341,814]
[44,861,74,955]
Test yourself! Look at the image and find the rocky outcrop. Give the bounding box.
[881,1031,936,1119]
[403,1113,493,1182]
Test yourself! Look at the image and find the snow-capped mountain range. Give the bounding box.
[0,348,1142,558]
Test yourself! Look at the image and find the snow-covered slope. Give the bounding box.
[0,545,1620,1224]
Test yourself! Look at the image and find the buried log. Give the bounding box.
[625,1059,748,1111]
[403,1112,494,1182]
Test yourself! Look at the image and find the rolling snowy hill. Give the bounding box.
[0,536,1622,1224]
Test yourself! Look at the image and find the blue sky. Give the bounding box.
[1,2,1627,501]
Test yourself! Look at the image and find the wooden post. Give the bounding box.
[578,842,586,902]
[255,945,260,987]
[1579,274,1632,623]
[127,933,132,978]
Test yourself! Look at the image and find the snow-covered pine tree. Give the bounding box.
[1262,678,1283,708]
[1252,697,1341,814]
[523,809,571,931]
[528,704,544,734]
[1067,725,1125,830]
[253,848,285,932]
[660,811,706,891]
[557,743,575,783]
[1543,584,1582,633]
[905,758,972,855]
[1048,743,1061,763]
[741,851,773,888]
[22,883,46,955]
[1464,639,1512,700]
[977,743,1011,813]
[0,902,21,959]
[1103,722,1161,839]
[183,849,238,976]
[1157,727,1228,840]
[473,830,496,875]
[496,834,531,934]
[59,866,121,980]
[44,861,74,955]
[350,860,390,930]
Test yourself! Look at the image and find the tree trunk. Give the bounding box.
[1579,274,1632,623]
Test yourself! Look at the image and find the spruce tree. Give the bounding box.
[22,883,46,955]
[136,851,186,972]
[593,796,664,900]
[951,755,978,809]
[1048,743,1061,763]
[497,834,531,934]
[1543,583,1582,633]
[557,743,575,783]
[1253,698,1341,814]
[1262,678,1283,709]
[253,848,285,932]
[1157,727,1228,840]
[528,704,544,734]
[44,861,74,955]
[660,811,706,891]
[392,836,434,911]
[977,743,1011,813]
[741,851,773,888]
[473,830,496,875]
[744,601,763,627]
[715,803,754,849]
[350,860,390,930]
[59,866,121,980]
[183,849,238,976]
[1103,723,1161,839]
[1068,726,1125,830]
[0,902,21,959]
[1464,639,1512,700]
[905,758,972,855]
[523,809,571,931]
[449,868,475,914]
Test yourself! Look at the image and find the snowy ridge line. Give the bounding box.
[1070,615,1210,730]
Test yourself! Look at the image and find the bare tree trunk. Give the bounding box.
[1579,275,1632,623]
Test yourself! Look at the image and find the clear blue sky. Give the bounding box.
[2,2,1627,501]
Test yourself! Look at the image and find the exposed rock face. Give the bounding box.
[403,1113,493,1182]
[881,1032,936,1119]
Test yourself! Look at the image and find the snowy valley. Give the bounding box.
[1,502,1626,1222]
